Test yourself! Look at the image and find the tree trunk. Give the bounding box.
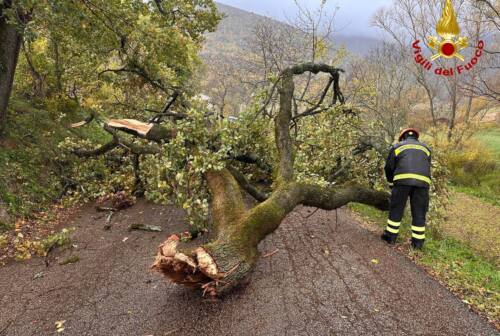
[152,63,390,297]
[447,77,458,141]
[152,169,389,296]
[51,36,63,94]
[0,3,23,136]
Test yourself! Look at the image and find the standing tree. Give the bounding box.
[0,0,30,135]
[4,0,221,132]
[374,0,498,141]
[347,42,419,142]
[462,0,500,103]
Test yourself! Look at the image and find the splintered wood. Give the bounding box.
[107,119,154,136]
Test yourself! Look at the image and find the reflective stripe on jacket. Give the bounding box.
[384,138,432,188]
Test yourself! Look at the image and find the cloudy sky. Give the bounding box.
[216,0,395,37]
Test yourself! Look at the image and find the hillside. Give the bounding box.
[202,3,381,59]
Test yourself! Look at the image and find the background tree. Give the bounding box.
[461,0,500,103]
[0,0,31,135]
[3,0,221,134]
[373,0,497,141]
[346,42,419,143]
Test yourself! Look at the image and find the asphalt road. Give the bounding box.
[0,200,497,336]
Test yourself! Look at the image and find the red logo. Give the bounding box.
[411,0,485,76]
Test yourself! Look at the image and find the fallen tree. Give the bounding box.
[70,62,389,296]
[148,63,390,296]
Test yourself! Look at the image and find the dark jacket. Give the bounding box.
[384,137,432,188]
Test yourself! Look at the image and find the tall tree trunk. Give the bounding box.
[447,77,458,141]
[0,3,23,136]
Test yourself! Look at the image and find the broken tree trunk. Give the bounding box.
[71,118,176,157]
[153,63,390,296]
[152,169,389,296]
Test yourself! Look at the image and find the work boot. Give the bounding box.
[381,231,397,245]
[411,239,424,249]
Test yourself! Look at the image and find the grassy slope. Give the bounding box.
[475,127,500,157]
[349,203,499,324]
[0,98,106,230]
[453,127,500,205]
[444,191,500,263]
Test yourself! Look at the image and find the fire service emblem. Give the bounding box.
[412,0,485,76]
[427,0,468,61]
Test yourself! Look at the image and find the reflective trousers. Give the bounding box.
[385,185,429,244]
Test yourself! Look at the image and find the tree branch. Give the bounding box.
[275,63,344,183]
[154,169,389,296]
[227,167,269,202]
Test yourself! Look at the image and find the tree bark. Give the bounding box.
[0,2,23,136]
[152,169,389,296]
[153,63,390,297]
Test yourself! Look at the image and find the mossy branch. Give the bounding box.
[154,169,389,296]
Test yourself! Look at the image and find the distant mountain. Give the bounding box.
[199,3,382,115]
[201,3,381,59]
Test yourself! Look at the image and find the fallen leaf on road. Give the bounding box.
[58,255,80,265]
[55,320,66,333]
[323,248,330,256]
[33,272,44,279]
[371,259,379,264]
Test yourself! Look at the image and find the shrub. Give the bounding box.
[446,141,497,187]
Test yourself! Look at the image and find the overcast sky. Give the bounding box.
[216,0,394,37]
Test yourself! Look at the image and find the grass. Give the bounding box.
[349,202,500,324]
[448,126,500,206]
[451,185,499,206]
[442,191,500,263]
[474,127,500,158]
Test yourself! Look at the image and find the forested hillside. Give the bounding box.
[203,3,381,59]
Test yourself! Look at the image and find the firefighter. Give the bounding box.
[381,128,431,249]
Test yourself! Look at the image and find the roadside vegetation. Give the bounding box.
[0,97,105,262]
[0,98,106,224]
[447,126,500,205]
[349,202,499,326]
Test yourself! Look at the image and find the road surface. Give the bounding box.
[0,200,497,336]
